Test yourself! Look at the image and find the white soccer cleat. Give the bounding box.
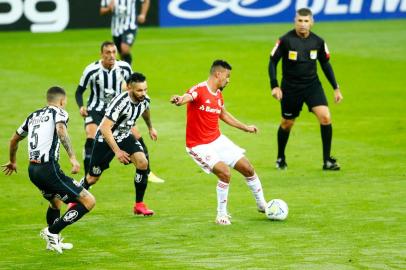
[215,213,232,225]
[40,227,63,254]
[148,172,165,183]
[46,236,73,250]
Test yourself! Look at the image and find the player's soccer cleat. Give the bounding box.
[323,157,340,171]
[46,236,73,251]
[148,172,165,183]
[40,227,62,254]
[215,213,232,225]
[276,158,287,170]
[134,202,154,216]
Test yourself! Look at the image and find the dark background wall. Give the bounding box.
[0,0,159,32]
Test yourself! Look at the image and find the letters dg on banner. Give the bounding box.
[0,0,69,32]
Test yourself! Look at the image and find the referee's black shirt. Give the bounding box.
[269,30,338,93]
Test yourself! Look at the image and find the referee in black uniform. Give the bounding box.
[268,8,343,170]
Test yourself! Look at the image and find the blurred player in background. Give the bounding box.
[170,60,267,225]
[100,0,150,65]
[2,86,95,253]
[75,41,164,182]
[268,7,343,170]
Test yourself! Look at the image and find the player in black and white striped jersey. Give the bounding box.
[75,41,165,183]
[81,72,157,215]
[100,0,150,65]
[75,41,132,175]
[2,86,95,253]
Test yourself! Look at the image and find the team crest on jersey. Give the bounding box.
[288,51,298,61]
[310,50,318,60]
[205,99,211,104]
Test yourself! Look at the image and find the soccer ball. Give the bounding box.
[265,199,288,220]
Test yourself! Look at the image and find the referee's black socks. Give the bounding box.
[84,138,94,175]
[320,124,332,161]
[134,169,148,203]
[277,126,290,159]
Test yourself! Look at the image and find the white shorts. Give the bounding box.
[186,135,245,174]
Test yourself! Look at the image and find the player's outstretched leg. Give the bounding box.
[45,200,72,251]
[234,157,267,212]
[43,189,95,253]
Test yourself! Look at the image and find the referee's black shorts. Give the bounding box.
[281,84,328,119]
[28,162,83,203]
[88,134,144,177]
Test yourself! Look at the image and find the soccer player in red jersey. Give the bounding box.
[170,60,267,225]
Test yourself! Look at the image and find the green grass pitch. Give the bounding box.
[0,20,405,269]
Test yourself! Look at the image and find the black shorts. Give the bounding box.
[85,110,105,126]
[113,29,137,50]
[28,162,83,203]
[88,134,144,176]
[281,84,328,119]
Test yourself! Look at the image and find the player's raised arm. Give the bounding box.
[220,108,258,134]
[170,94,193,106]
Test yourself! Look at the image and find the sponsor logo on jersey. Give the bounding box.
[30,115,50,125]
[288,51,297,61]
[310,50,318,60]
[199,105,221,114]
[63,210,79,222]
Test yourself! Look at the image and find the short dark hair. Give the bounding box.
[297,7,313,17]
[127,72,146,85]
[100,41,115,52]
[210,59,232,74]
[47,86,66,102]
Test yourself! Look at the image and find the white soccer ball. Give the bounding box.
[265,199,288,220]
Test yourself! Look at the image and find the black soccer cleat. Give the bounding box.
[323,157,340,171]
[276,158,287,170]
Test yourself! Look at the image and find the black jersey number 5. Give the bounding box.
[30,125,40,149]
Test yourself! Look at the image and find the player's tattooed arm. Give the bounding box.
[56,123,80,173]
[56,123,75,158]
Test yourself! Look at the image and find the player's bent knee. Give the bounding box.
[79,190,96,211]
[216,169,231,182]
[281,120,294,130]
[135,159,148,170]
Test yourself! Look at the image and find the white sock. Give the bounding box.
[216,180,229,216]
[245,173,266,207]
